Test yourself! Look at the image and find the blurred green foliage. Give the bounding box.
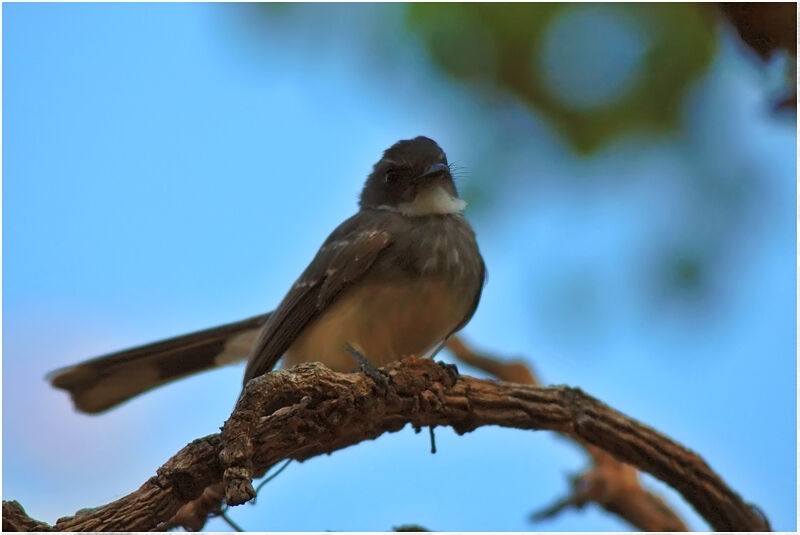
[225,2,783,310]
[407,3,716,153]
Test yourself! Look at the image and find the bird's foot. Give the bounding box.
[438,361,460,382]
[345,344,390,392]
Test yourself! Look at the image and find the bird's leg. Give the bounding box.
[344,344,391,392]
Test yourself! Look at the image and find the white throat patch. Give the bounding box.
[383,186,467,216]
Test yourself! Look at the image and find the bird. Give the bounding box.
[47,136,486,414]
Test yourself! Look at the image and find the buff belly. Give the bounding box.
[284,279,469,372]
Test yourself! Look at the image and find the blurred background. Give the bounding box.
[3,3,796,531]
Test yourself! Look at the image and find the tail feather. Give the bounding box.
[47,313,270,414]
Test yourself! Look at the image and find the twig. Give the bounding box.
[428,426,437,454]
[252,459,292,503]
[218,510,244,532]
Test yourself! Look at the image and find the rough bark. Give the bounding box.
[2,502,51,532]
[3,357,769,532]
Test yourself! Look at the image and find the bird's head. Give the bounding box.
[359,136,465,216]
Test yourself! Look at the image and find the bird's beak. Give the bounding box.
[419,162,450,181]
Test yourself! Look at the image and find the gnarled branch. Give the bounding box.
[446,337,688,531]
[3,358,768,532]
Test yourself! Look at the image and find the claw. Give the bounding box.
[345,344,390,392]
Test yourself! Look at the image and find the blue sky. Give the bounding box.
[3,3,796,531]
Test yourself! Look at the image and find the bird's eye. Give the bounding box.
[384,168,400,183]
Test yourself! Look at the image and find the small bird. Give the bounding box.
[48,136,486,413]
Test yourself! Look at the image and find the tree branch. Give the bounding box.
[3,357,768,532]
[446,336,689,531]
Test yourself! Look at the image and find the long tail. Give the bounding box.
[47,313,270,414]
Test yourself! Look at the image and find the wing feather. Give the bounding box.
[243,215,392,383]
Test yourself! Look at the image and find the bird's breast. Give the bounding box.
[284,213,483,372]
[284,278,472,372]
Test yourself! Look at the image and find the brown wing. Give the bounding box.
[243,214,392,383]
